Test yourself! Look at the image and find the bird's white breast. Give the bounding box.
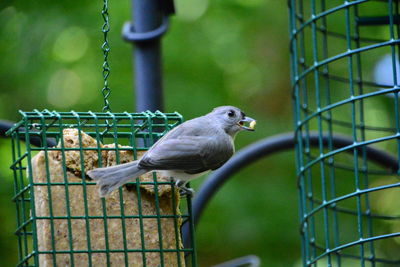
[158,170,209,182]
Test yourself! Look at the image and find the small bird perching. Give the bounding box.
[87,106,256,198]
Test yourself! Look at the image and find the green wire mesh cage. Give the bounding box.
[7,110,196,267]
[290,0,400,266]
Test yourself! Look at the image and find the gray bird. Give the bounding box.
[87,106,256,197]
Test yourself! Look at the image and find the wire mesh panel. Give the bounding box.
[7,110,196,267]
[290,0,400,266]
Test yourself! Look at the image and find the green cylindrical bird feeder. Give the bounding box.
[290,0,400,266]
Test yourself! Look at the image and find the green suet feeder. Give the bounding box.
[290,0,400,266]
[7,110,197,266]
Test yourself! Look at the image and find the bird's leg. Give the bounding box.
[174,179,183,187]
[173,179,195,197]
[179,186,195,197]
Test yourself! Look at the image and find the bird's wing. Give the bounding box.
[138,136,233,174]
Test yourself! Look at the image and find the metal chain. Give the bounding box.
[101,0,111,113]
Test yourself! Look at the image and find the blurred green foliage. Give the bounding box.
[2,0,398,266]
[0,1,294,265]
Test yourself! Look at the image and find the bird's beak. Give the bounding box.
[238,116,256,131]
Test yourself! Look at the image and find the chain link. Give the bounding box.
[101,0,111,113]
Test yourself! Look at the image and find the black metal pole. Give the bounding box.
[132,0,163,112]
[123,0,174,112]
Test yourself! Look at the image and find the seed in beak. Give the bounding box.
[249,120,256,130]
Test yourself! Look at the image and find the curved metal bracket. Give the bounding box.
[182,131,398,247]
[0,120,57,147]
[212,255,261,267]
[122,17,170,43]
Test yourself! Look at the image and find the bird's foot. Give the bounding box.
[174,179,183,187]
[179,186,195,197]
[173,180,195,197]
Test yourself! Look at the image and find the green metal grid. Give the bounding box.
[290,0,400,266]
[7,109,197,267]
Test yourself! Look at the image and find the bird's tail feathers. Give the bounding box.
[87,161,147,197]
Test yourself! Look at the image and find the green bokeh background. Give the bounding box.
[1,0,398,266]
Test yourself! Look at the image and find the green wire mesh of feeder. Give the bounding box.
[7,110,197,267]
[290,0,400,266]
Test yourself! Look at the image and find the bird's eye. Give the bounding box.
[228,110,235,117]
